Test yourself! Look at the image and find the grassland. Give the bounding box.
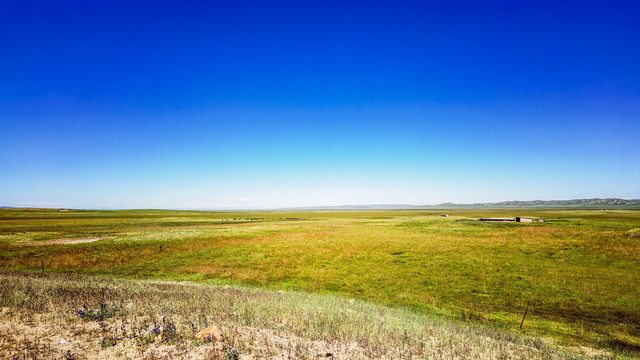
[1,208,639,358]
[1,271,599,359]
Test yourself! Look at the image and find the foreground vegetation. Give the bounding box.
[0,271,617,359]
[1,208,639,357]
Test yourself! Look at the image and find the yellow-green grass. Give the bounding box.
[1,208,639,356]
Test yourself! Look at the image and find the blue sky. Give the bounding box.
[1,0,639,209]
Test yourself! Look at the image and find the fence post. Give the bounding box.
[520,308,529,329]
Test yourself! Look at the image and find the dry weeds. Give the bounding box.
[0,271,615,359]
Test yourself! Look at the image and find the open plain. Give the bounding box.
[1,207,639,359]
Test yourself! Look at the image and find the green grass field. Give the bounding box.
[1,208,639,357]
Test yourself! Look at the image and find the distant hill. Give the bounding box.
[433,198,640,208]
[285,198,640,210]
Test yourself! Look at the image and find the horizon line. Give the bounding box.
[2,197,638,211]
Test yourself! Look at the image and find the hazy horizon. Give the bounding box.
[3,197,638,212]
[2,1,639,209]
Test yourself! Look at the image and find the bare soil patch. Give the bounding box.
[25,236,117,246]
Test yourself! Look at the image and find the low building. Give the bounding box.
[479,218,515,222]
[516,217,533,223]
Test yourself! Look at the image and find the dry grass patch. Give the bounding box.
[0,271,614,360]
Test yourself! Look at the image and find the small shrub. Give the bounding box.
[203,334,217,343]
[161,317,181,344]
[133,322,157,346]
[75,301,120,321]
[224,345,239,360]
[63,350,77,360]
[99,321,111,333]
[191,339,204,347]
[135,332,156,346]
[101,336,118,348]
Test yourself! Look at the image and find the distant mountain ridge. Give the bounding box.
[459,198,640,207]
[286,198,640,210]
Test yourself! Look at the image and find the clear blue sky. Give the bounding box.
[1,1,639,209]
